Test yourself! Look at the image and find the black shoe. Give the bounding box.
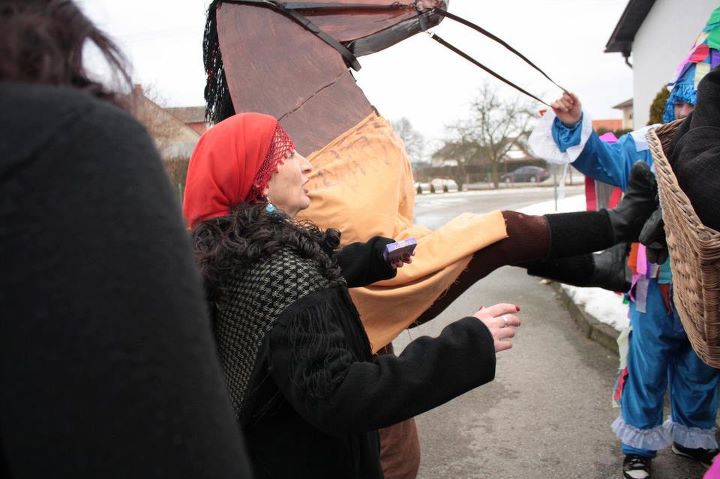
[591,243,632,292]
[606,161,658,243]
[672,442,719,467]
[623,454,652,479]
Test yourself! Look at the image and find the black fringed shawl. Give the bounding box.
[213,247,358,422]
[204,0,236,123]
[211,239,498,479]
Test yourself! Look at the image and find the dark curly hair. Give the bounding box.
[0,0,131,105]
[192,202,342,300]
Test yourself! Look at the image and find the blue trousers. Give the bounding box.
[618,280,720,458]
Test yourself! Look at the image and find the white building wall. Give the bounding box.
[631,0,717,127]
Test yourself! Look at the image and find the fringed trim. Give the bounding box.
[664,418,719,449]
[204,1,236,123]
[284,298,357,399]
[528,110,594,165]
[612,416,672,450]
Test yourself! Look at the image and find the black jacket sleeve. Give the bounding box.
[0,88,252,478]
[336,236,397,287]
[267,289,496,436]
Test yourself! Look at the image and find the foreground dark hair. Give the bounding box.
[192,203,342,299]
[0,0,130,103]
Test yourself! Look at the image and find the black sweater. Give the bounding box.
[214,245,497,479]
[0,83,252,477]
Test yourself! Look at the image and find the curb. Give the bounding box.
[550,281,620,356]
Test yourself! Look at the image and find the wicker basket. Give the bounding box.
[648,120,720,368]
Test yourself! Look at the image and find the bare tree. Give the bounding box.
[128,84,200,204]
[444,82,534,188]
[129,84,185,155]
[391,117,425,164]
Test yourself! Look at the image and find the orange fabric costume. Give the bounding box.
[298,113,508,351]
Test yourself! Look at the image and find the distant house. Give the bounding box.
[605,0,716,126]
[430,136,540,169]
[591,119,624,132]
[165,106,209,135]
[430,142,461,167]
[612,98,634,129]
[129,85,202,161]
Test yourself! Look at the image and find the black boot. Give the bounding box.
[605,161,658,243]
[524,243,631,292]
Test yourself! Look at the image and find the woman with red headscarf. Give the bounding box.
[185,112,521,478]
[183,112,658,479]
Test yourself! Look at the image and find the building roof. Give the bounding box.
[612,98,634,109]
[165,106,207,124]
[129,86,201,160]
[591,119,624,132]
[605,0,656,56]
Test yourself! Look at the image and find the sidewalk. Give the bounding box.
[550,281,621,355]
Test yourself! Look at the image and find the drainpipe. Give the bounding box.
[623,48,633,69]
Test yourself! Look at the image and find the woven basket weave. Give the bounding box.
[648,120,720,368]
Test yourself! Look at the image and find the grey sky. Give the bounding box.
[79,0,634,149]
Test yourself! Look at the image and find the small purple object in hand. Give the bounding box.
[384,237,417,263]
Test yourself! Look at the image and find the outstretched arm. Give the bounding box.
[336,236,398,287]
[530,92,652,190]
[269,294,520,436]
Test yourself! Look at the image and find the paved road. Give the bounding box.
[394,188,706,479]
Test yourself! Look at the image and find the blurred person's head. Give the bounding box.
[0,0,129,103]
[663,6,720,122]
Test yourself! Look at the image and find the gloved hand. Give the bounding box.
[639,207,668,264]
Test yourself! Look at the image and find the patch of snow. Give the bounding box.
[517,194,586,215]
[561,285,629,331]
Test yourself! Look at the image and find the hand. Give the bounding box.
[415,0,444,11]
[639,207,668,264]
[389,252,414,269]
[472,303,521,353]
[551,92,582,127]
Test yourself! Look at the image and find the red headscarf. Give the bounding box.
[182,112,295,228]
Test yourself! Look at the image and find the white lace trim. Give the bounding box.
[664,418,719,449]
[529,110,594,165]
[612,416,672,450]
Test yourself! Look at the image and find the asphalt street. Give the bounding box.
[394,187,706,479]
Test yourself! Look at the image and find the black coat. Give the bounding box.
[0,83,252,477]
[214,240,497,479]
[669,66,720,231]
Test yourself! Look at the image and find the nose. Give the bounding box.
[299,153,312,174]
[675,102,694,120]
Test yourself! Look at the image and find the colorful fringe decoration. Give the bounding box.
[663,7,720,122]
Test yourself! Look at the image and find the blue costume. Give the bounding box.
[527,10,720,477]
[528,12,720,463]
[546,116,720,457]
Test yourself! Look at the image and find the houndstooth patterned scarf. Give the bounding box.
[213,247,345,420]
